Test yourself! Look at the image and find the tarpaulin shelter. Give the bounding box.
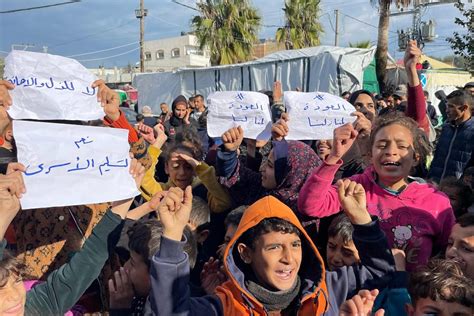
[133,46,376,113]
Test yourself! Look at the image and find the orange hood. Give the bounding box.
[217,196,329,315]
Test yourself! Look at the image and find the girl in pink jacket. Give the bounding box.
[298,112,455,271]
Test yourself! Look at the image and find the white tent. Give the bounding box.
[133,45,376,113]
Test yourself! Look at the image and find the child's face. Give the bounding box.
[217,224,238,258]
[165,151,195,189]
[0,275,26,316]
[326,235,360,271]
[260,150,277,190]
[238,231,302,291]
[445,223,474,279]
[371,124,418,189]
[407,298,472,316]
[123,251,151,297]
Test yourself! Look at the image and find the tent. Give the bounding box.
[133,46,376,113]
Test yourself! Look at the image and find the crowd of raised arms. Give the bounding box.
[0,41,473,316]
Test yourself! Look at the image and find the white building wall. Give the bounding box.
[143,34,211,72]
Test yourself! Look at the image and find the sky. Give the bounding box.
[0,0,468,69]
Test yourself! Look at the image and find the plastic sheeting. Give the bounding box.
[133,46,376,113]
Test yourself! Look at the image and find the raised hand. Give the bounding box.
[137,123,156,144]
[158,186,193,241]
[271,112,289,141]
[153,123,168,148]
[339,289,384,316]
[92,79,120,121]
[0,172,24,240]
[200,257,227,295]
[172,153,200,169]
[337,179,371,225]
[351,111,372,138]
[272,81,282,103]
[222,126,244,152]
[404,40,421,71]
[108,267,134,309]
[325,124,358,165]
[0,80,15,110]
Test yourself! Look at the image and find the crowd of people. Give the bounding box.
[0,40,473,316]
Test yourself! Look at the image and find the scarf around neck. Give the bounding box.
[245,276,301,312]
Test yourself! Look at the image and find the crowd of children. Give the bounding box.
[0,40,473,316]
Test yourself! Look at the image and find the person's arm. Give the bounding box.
[149,187,223,315]
[433,203,456,256]
[138,124,167,200]
[404,40,429,135]
[326,180,396,308]
[298,124,358,217]
[26,159,145,314]
[196,163,232,213]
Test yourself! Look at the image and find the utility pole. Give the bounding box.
[334,9,339,47]
[135,0,147,73]
[11,43,35,51]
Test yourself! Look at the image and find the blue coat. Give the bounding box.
[428,117,474,182]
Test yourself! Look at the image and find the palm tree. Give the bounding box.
[276,0,323,50]
[192,0,261,65]
[372,0,412,93]
[349,40,372,49]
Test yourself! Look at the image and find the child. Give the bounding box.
[109,219,197,315]
[439,177,472,218]
[217,122,322,212]
[326,213,360,271]
[149,179,398,315]
[339,259,473,316]
[445,213,474,279]
[299,112,455,271]
[216,205,247,258]
[138,123,231,214]
[0,160,144,315]
[406,259,473,316]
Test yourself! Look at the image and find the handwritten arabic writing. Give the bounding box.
[229,93,266,124]
[308,117,347,127]
[24,136,127,177]
[5,75,96,96]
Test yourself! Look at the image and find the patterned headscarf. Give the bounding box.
[271,140,322,212]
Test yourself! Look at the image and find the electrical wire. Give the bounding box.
[342,12,398,34]
[0,1,80,14]
[66,41,139,57]
[77,47,139,62]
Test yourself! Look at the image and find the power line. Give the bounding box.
[0,0,80,14]
[77,47,140,62]
[49,19,136,48]
[170,0,198,11]
[66,41,139,57]
[342,12,398,34]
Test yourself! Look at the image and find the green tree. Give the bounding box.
[276,0,324,49]
[371,0,412,93]
[192,0,261,65]
[349,40,372,48]
[446,0,473,76]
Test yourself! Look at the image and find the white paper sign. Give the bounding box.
[207,91,272,140]
[4,50,105,120]
[284,92,357,140]
[14,120,139,209]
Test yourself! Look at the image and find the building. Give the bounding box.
[143,34,211,72]
[252,39,286,59]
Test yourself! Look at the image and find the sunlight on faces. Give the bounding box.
[326,235,360,271]
[0,276,26,316]
[173,103,187,119]
[238,231,302,291]
[353,94,376,122]
[123,251,151,297]
[407,298,473,316]
[165,151,195,190]
[260,150,277,190]
[315,140,332,160]
[446,102,468,124]
[445,224,474,279]
[370,124,419,191]
[160,103,169,113]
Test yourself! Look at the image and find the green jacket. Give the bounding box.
[0,209,122,315]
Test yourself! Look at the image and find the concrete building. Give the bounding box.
[143,34,211,72]
[252,39,286,59]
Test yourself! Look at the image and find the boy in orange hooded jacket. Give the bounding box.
[149,179,398,315]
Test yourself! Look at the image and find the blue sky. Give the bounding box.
[0,0,467,68]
